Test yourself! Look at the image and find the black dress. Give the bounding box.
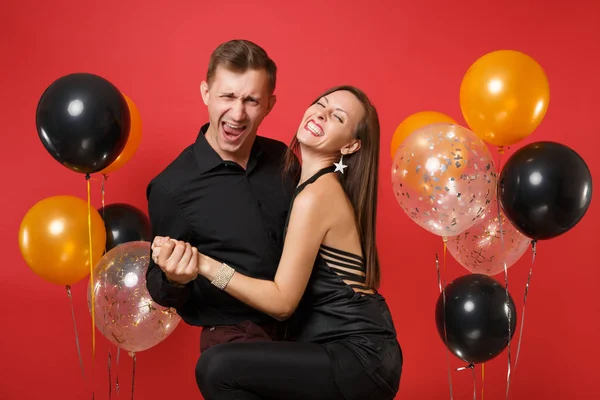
[286,166,403,400]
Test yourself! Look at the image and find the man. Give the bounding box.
[146,39,299,353]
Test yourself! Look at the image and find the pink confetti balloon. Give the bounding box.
[88,241,181,353]
[391,123,497,237]
[447,196,531,276]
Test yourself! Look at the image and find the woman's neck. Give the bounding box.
[298,147,338,185]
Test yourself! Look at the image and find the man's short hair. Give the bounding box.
[206,40,277,94]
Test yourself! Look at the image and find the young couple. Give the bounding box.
[147,39,402,399]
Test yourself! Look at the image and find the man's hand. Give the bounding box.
[151,236,199,285]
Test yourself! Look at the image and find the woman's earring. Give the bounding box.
[334,154,348,174]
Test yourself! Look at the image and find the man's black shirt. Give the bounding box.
[145,123,298,327]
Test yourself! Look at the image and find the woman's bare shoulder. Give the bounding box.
[294,175,349,216]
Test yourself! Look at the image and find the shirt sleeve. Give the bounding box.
[145,181,194,309]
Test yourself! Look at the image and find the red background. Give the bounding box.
[2,0,599,399]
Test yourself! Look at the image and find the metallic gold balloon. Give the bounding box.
[18,195,106,286]
[390,111,457,160]
[391,123,497,237]
[460,50,549,147]
[88,241,181,353]
[447,196,531,276]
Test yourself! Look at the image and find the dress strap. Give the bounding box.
[294,166,336,197]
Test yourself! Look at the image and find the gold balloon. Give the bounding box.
[460,50,550,147]
[18,195,106,286]
[390,111,457,160]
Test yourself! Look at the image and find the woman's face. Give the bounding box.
[296,90,365,155]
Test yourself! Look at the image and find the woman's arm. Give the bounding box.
[200,189,329,321]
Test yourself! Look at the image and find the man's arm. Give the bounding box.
[146,181,195,309]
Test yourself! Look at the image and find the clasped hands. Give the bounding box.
[151,236,217,285]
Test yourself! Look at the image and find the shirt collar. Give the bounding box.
[193,123,264,174]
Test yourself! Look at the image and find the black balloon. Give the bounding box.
[99,203,151,252]
[499,141,592,240]
[36,73,130,174]
[435,274,516,364]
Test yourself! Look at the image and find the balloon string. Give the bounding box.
[101,176,106,212]
[436,251,454,400]
[481,363,485,400]
[496,177,512,400]
[130,352,137,400]
[472,366,476,400]
[101,175,107,257]
[66,285,86,380]
[116,347,121,394]
[513,240,537,371]
[101,175,106,225]
[496,148,513,399]
[86,174,96,398]
[455,363,476,400]
[108,351,112,400]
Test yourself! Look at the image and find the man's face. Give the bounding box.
[201,66,275,161]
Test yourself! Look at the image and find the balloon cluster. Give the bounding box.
[390,50,592,366]
[18,73,179,356]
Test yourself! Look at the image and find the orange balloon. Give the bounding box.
[390,111,457,160]
[460,50,549,147]
[99,94,142,174]
[18,195,106,286]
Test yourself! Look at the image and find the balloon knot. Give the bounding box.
[85,173,91,180]
[456,363,475,371]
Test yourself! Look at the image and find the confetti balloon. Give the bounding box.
[88,241,181,353]
[391,123,497,238]
[446,196,531,276]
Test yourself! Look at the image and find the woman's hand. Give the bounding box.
[152,237,222,282]
[151,236,199,285]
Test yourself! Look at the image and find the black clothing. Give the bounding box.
[145,123,298,327]
[196,167,402,400]
[197,341,361,400]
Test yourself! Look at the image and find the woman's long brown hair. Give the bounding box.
[284,85,381,289]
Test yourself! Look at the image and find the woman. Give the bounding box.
[153,85,402,400]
